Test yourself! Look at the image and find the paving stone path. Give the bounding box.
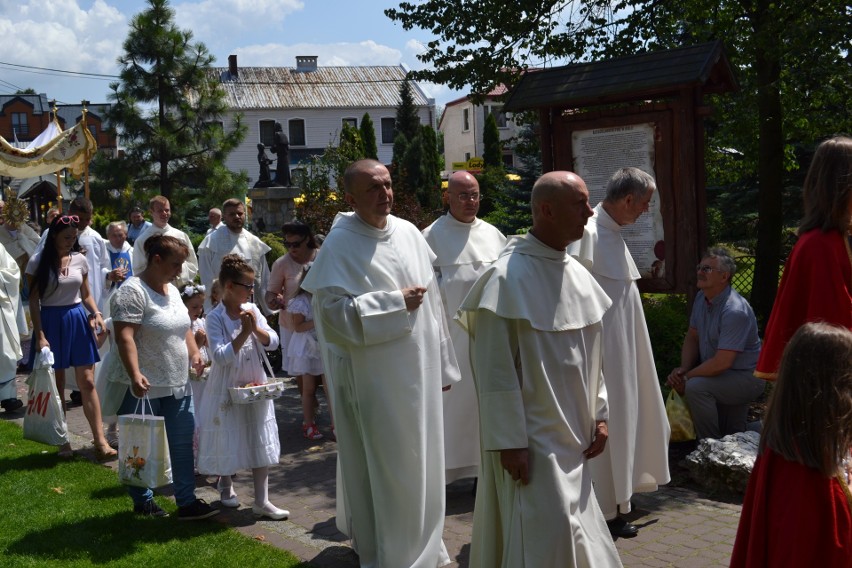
[6,373,742,567]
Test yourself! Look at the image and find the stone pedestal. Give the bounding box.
[248,185,301,232]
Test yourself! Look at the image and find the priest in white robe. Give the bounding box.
[422,172,506,483]
[0,241,25,408]
[131,196,198,286]
[458,171,622,568]
[197,199,270,313]
[567,167,671,538]
[302,159,460,568]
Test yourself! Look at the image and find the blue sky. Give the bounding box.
[0,0,463,108]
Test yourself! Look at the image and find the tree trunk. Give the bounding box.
[750,23,784,329]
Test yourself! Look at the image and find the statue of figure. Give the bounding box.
[256,143,274,187]
[271,122,291,186]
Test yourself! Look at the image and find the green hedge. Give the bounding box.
[642,293,688,394]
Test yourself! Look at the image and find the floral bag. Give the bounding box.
[118,395,172,488]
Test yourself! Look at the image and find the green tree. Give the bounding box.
[340,122,364,159]
[386,0,851,324]
[360,113,378,159]
[483,112,502,168]
[395,80,421,142]
[97,0,246,209]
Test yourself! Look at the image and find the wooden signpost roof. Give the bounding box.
[503,41,737,112]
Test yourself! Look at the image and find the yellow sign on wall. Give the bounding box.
[451,157,485,172]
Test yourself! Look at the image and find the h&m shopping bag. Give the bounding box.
[666,389,696,442]
[118,396,172,488]
[23,348,68,446]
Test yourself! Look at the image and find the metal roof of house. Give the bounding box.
[207,65,432,110]
[56,103,112,130]
[0,93,52,114]
[503,41,737,112]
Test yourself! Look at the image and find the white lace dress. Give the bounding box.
[285,293,324,376]
[196,302,281,475]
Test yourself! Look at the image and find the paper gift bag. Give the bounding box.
[666,389,697,442]
[23,348,69,446]
[118,397,172,488]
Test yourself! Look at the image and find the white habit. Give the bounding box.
[0,242,24,399]
[567,204,671,519]
[422,213,506,483]
[302,212,460,568]
[0,224,41,268]
[457,233,622,568]
[131,224,198,286]
[197,225,271,313]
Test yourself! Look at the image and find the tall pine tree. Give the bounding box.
[97,0,245,204]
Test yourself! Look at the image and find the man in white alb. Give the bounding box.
[197,199,270,313]
[131,196,198,286]
[302,159,460,568]
[458,171,622,567]
[567,167,671,538]
[423,171,506,483]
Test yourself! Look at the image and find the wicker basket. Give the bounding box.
[228,381,285,404]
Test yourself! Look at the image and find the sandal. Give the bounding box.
[302,423,323,440]
[58,443,74,459]
[95,444,118,461]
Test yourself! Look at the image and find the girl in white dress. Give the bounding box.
[286,268,326,440]
[181,283,209,465]
[196,255,288,520]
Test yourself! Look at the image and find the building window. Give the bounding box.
[381,117,396,144]
[342,117,357,129]
[464,152,471,162]
[485,105,507,128]
[259,120,275,147]
[502,153,514,169]
[289,119,306,146]
[463,108,470,131]
[11,113,28,137]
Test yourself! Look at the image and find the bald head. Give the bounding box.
[530,171,593,249]
[447,171,480,223]
[343,159,394,228]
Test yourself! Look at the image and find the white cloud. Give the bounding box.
[173,0,303,42]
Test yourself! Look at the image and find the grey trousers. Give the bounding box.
[684,369,766,440]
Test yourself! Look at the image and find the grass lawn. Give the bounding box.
[0,420,306,567]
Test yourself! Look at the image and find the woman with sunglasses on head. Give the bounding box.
[26,214,114,459]
[266,222,317,376]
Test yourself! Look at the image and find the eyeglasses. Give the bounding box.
[696,264,722,274]
[234,282,254,290]
[454,192,480,202]
[57,215,80,225]
[284,237,307,249]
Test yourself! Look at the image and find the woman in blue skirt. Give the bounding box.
[26,214,115,460]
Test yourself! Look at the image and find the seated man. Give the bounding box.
[667,247,765,440]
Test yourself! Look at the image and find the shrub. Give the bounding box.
[262,232,287,266]
[642,293,689,394]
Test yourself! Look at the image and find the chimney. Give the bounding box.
[228,54,238,78]
[295,56,318,73]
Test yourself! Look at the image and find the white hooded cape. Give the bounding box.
[567,204,671,519]
[422,213,506,483]
[457,232,622,568]
[301,212,460,568]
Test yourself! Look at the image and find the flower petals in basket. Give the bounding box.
[228,381,285,404]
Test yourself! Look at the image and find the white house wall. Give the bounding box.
[222,107,433,185]
[441,99,520,170]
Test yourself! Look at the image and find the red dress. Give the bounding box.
[755,229,852,379]
[731,449,852,567]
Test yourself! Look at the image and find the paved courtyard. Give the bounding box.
[6,373,742,567]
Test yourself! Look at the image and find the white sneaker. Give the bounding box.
[252,503,289,520]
